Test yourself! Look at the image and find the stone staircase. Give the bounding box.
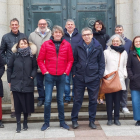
[2,87,133,123]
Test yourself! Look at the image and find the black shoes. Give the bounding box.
[72,121,79,129]
[135,121,140,126]
[16,121,21,133]
[23,120,28,130]
[11,112,16,118]
[89,121,97,129]
[114,120,121,126]
[64,100,70,105]
[107,120,113,126]
[0,120,4,128]
[37,101,44,107]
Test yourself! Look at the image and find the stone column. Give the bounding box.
[7,0,24,32]
[115,0,133,40]
[0,0,8,42]
[133,0,140,38]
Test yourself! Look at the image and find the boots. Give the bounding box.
[0,120,4,128]
[16,121,21,133]
[23,120,28,130]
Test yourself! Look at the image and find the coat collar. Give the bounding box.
[12,42,37,55]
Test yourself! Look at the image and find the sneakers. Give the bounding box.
[0,120,4,128]
[11,112,16,118]
[122,107,130,113]
[37,101,44,107]
[135,121,140,126]
[99,99,105,104]
[64,100,70,105]
[60,122,70,130]
[41,123,50,131]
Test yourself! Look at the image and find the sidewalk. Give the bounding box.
[0,120,140,140]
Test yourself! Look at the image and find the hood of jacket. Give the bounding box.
[35,27,51,35]
[12,42,37,55]
[92,28,106,35]
[64,28,79,37]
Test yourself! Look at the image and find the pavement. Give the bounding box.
[0,120,140,140]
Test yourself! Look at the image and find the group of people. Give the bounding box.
[0,17,140,133]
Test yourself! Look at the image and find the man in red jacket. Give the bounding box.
[37,25,74,131]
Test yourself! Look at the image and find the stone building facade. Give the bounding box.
[0,0,139,103]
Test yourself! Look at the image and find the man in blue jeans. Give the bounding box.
[63,19,82,105]
[37,25,74,131]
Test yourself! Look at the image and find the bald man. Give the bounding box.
[29,19,51,107]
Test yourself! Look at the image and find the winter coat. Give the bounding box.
[72,38,105,83]
[7,43,37,93]
[37,39,74,76]
[0,31,27,65]
[63,28,82,54]
[29,28,51,57]
[104,46,128,90]
[92,28,110,50]
[29,28,51,73]
[124,37,132,54]
[0,55,5,97]
[127,50,140,90]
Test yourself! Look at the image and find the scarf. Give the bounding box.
[135,47,140,57]
[110,45,125,53]
[17,47,33,57]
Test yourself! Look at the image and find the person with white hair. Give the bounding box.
[104,34,127,126]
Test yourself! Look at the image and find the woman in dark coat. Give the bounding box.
[127,36,140,126]
[7,38,37,133]
[0,55,5,128]
[92,20,110,104]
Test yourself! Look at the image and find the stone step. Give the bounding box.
[2,101,133,114]
[2,111,134,123]
[33,91,132,103]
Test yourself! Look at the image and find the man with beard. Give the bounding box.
[29,19,51,107]
[115,25,132,114]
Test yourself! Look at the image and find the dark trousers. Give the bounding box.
[36,73,45,101]
[120,78,129,108]
[71,77,100,122]
[105,91,122,120]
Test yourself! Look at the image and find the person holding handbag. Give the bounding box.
[103,34,127,126]
[127,36,140,126]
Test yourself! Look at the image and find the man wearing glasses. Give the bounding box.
[71,27,105,129]
[29,19,51,107]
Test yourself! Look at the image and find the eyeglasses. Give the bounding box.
[82,34,92,37]
[38,23,47,26]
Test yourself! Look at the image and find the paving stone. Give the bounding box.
[44,127,75,138]
[107,136,140,140]
[104,129,136,136]
[74,130,106,137]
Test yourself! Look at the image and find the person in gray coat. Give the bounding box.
[29,19,51,107]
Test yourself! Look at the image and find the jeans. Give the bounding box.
[44,74,66,123]
[64,72,74,101]
[36,73,45,101]
[131,90,140,121]
[105,91,122,120]
[71,77,100,122]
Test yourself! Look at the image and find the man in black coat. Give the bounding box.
[71,27,105,129]
[63,19,82,105]
[0,18,27,118]
[115,25,132,114]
